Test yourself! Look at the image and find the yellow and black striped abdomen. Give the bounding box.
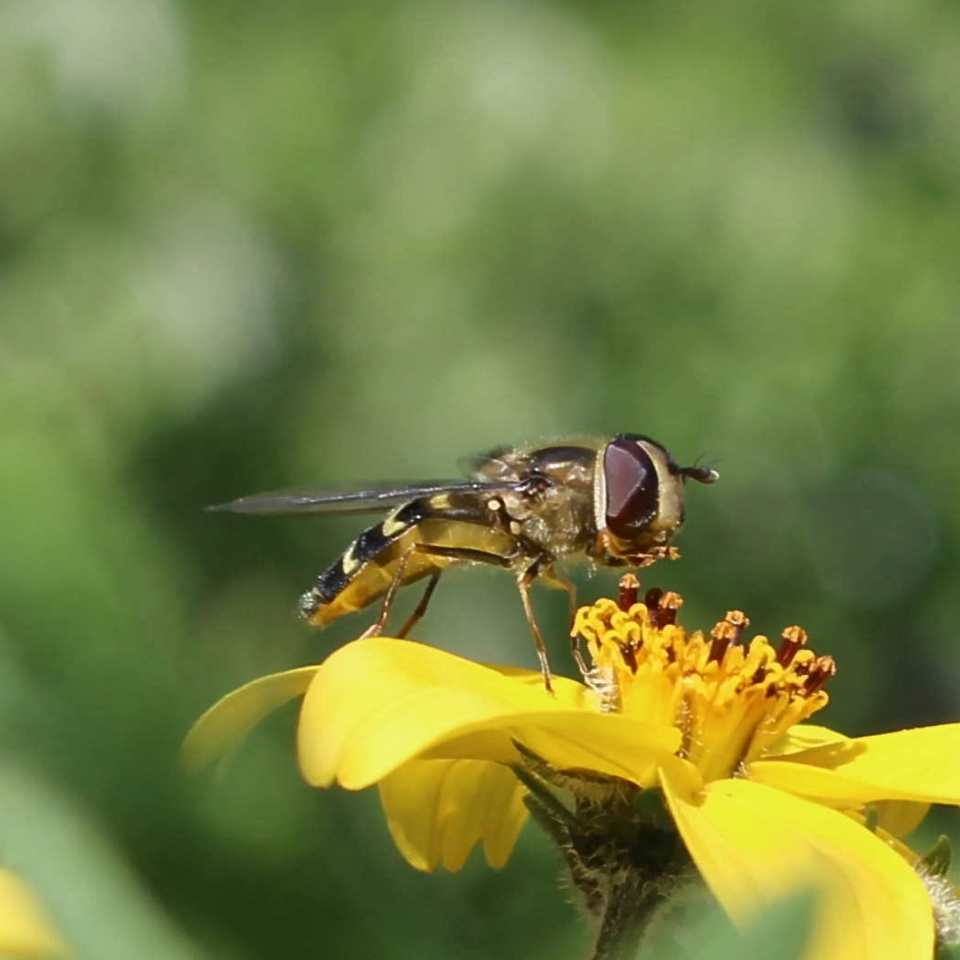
[299,495,519,629]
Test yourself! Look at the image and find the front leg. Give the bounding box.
[537,566,589,678]
[516,558,556,694]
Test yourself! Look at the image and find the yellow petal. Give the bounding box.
[873,801,930,838]
[753,767,931,836]
[750,723,960,806]
[378,759,527,872]
[297,638,680,789]
[0,869,65,959]
[762,724,850,758]
[660,769,933,960]
[482,665,589,706]
[182,666,320,773]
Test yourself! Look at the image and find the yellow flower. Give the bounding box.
[0,868,65,959]
[185,582,960,959]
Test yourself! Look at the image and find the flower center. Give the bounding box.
[572,574,836,783]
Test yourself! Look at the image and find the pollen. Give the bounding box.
[572,576,835,784]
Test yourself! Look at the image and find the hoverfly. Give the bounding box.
[210,435,717,690]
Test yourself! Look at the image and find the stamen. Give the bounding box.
[792,657,811,677]
[804,655,837,694]
[572,590,837,784]
[724,610,750,643]
[709,621,736,663]
[777,625,808,667]
[708,611,747,664]
[652,591,683,628]
[618,573,641,611]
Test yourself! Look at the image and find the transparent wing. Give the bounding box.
[206,480,526,516]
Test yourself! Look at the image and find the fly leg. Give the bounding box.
[395,570,441,639]
[538,567,587,678]
[407,545,555,691]
[361,538,556,695]
[517,562,555,695]
[359,545,417,640]
[362,543,513,639]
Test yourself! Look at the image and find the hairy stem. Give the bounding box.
[590,870,660,960]
[516,749,692,960]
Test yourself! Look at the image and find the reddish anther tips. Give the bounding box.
[641,585,683,627]
[777,625,808,667]
[724,610,750,630]
[644,590,683,630]
[618,573,641,611]
[804,655,837,694]
[709,621,736,663]
[708,610,748,662]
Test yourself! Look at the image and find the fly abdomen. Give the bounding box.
[299,499,424,627]
[299,494,520,629]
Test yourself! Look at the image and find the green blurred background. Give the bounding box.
[1,1,959,957]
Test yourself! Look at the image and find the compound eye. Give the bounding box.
[603,439,659,539]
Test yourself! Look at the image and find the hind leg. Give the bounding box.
[358,545,417,639]
[395,570,441,639]
[362,542,513,639]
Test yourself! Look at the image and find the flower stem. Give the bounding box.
[590,870,660,960]
[517,751,692,959]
